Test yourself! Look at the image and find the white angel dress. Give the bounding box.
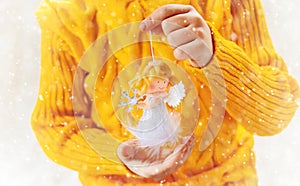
[129,92,178,146]
[127,81,186,146]
[117,82,193,179]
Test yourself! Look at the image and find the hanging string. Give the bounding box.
[149,31,155,63]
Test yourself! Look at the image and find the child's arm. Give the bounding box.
[32,0,130,175]
[198,0,300,136]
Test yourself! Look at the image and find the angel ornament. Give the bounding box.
[132,79,185,146]
[117,61,195,179]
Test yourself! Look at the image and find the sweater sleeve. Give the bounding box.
[31,0,128,174]
[188,0,300,136]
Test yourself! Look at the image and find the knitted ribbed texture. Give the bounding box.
[32,0,299,185]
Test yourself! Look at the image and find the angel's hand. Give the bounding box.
[137,101,147,109]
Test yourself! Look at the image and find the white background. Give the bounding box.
[0,0,299,185]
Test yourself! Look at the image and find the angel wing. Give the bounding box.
[165,81,186,107]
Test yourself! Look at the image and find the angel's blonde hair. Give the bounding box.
[130,61,177,94]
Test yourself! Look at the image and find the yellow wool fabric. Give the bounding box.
[32,0,300,185]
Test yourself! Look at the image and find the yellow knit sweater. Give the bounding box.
[32,0,300,185]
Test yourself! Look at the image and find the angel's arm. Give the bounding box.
[137,96,154,109]
[137,100,147,109]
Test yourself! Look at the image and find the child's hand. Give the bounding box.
[140,4,213,68]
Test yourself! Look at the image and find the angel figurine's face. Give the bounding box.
[148,78,169,93]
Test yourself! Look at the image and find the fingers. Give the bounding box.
[140,4,192,31]
[151,25,163,35]
[174,39,202,60]
[166,26,198,48]
[173,39,213,67]
[161,14,190,35]
[139,4,213,67]
[141,14,191,35]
